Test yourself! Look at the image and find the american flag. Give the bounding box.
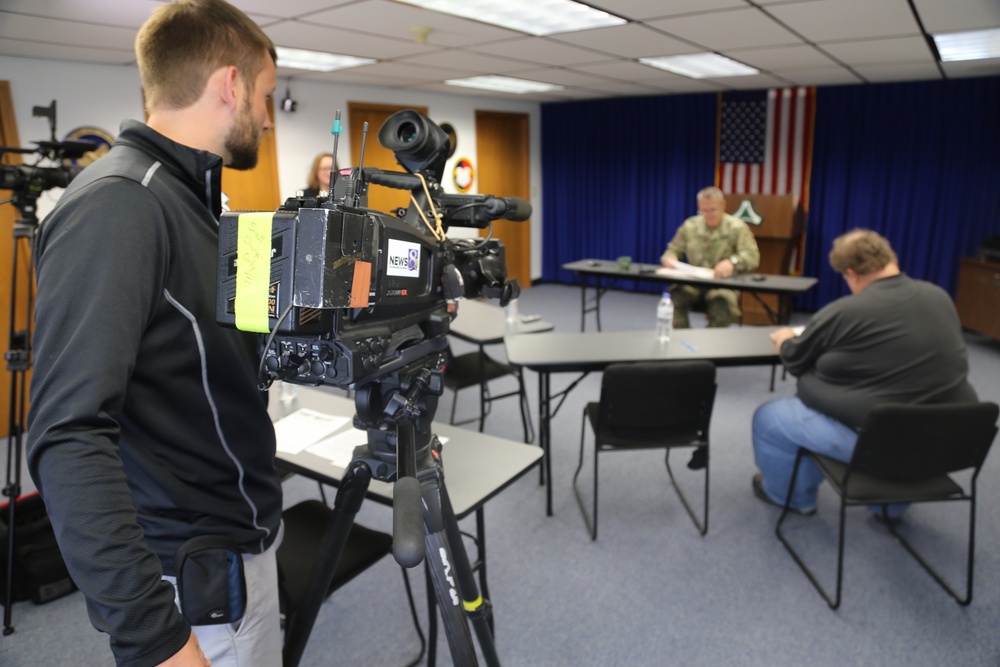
[716,87,816,204]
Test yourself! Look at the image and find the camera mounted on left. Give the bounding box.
[1,100,92,225]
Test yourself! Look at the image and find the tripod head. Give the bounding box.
[349,351,447,567]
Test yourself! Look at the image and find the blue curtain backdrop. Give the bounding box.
[541,94,717,291]
[540,76,1000,311]
[801,76,1000,310]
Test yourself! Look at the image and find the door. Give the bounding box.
[347,102,428,217]
[0,80,30,439]
[475,110,531,287]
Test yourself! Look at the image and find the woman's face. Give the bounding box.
[316,156,334,189]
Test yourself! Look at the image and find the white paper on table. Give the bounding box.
[792,326,806,336]
[306,433,452,469]
[306,429,368,468]
[655,261,717,280]
[273,408,351,455]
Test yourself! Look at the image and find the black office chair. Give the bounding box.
[775,401,999,610]
[443,346,534,443]
[277,499,424,667]
[573,360,717,539]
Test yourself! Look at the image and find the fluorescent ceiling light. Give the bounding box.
[395,0,625,36]
[639,53,759,79]
[275,46,375,72]
[933,27,1000,62]
[445,75,564,94]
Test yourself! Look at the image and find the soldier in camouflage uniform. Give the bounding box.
[660,187,761,327]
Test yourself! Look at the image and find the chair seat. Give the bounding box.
[776,401,999,609]
[444,351,518,390]
[277,500,393,618]
[587,403,706,450]
[812,453,965,504]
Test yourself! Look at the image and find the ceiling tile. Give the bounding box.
[401,50,530,75]
[648,7,803,51]
[586,0,746,21]
[768,0,922,42]
[726,44,840,70]
[306,0,519,47]
[0,42,134,66]
[822,35,936,66]
[0,0,162,28]
[263,19,434,59]
[0,13,137,51]
[772,65,865,86]
[852,61,943,82]
[912,0,1000,33]
[548,23,697,59]
[469,37,612,67]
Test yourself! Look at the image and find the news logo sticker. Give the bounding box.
[387,239,421,277]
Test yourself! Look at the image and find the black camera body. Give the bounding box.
[216,110,526,390]
[0,163,77,194]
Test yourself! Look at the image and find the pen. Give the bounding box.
[680,340,698,353]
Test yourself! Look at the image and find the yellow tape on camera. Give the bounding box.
[234,211,274,333]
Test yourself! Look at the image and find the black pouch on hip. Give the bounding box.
[175,535,247,626]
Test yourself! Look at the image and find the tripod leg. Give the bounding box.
[282,461,373,667]
[419,458,501,667]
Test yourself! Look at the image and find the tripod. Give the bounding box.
[281,353,501,667]
[2,189,38,635]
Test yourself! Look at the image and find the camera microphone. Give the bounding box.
[483,196,531,222]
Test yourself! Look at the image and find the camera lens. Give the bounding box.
[397,122,418,144]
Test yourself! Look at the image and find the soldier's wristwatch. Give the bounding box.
[729,255,739,267]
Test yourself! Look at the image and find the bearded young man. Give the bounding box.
[27,2,282,665]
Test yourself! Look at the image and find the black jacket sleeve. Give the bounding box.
[27,177,191,666]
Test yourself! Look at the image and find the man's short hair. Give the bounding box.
[828,229,898,275]
[136,0,276,113]
[697,186,725,202]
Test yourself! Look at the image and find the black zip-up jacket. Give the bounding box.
[27,120,282,666]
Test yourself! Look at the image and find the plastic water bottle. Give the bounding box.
[656,292,673,341]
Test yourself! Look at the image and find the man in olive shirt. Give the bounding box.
[751,229,977,517]
[660,186,760,327]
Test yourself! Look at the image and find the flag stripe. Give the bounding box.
[718,87,815,202]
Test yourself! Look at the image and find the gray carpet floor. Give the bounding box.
[3,282,999,666]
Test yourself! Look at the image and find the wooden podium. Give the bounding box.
[726,193,805,325]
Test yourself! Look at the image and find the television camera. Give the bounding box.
[0,101,92,224]
[218,110,528,666]
[216,109,529,392]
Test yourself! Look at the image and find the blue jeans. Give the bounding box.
[752,398,906,517]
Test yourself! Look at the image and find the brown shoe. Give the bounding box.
[752,473,816,516]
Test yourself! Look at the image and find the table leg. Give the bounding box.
[476,343,487,432]
[539,372,553,516]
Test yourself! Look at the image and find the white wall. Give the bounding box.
[1,56,544,276]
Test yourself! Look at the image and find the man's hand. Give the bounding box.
[157,631,210,667]
[769,327,797,352]
[662,255,678,269]
[713,258,735,278]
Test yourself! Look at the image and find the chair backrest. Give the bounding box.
[598,360,716,441]
[850,402,999,482]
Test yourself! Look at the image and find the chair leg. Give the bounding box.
[775,449,843,609]
[664,448,708,536]
[572,411,597,540]
[883,496,977,605]
[516,368,535,444]
[449,389,459,425]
